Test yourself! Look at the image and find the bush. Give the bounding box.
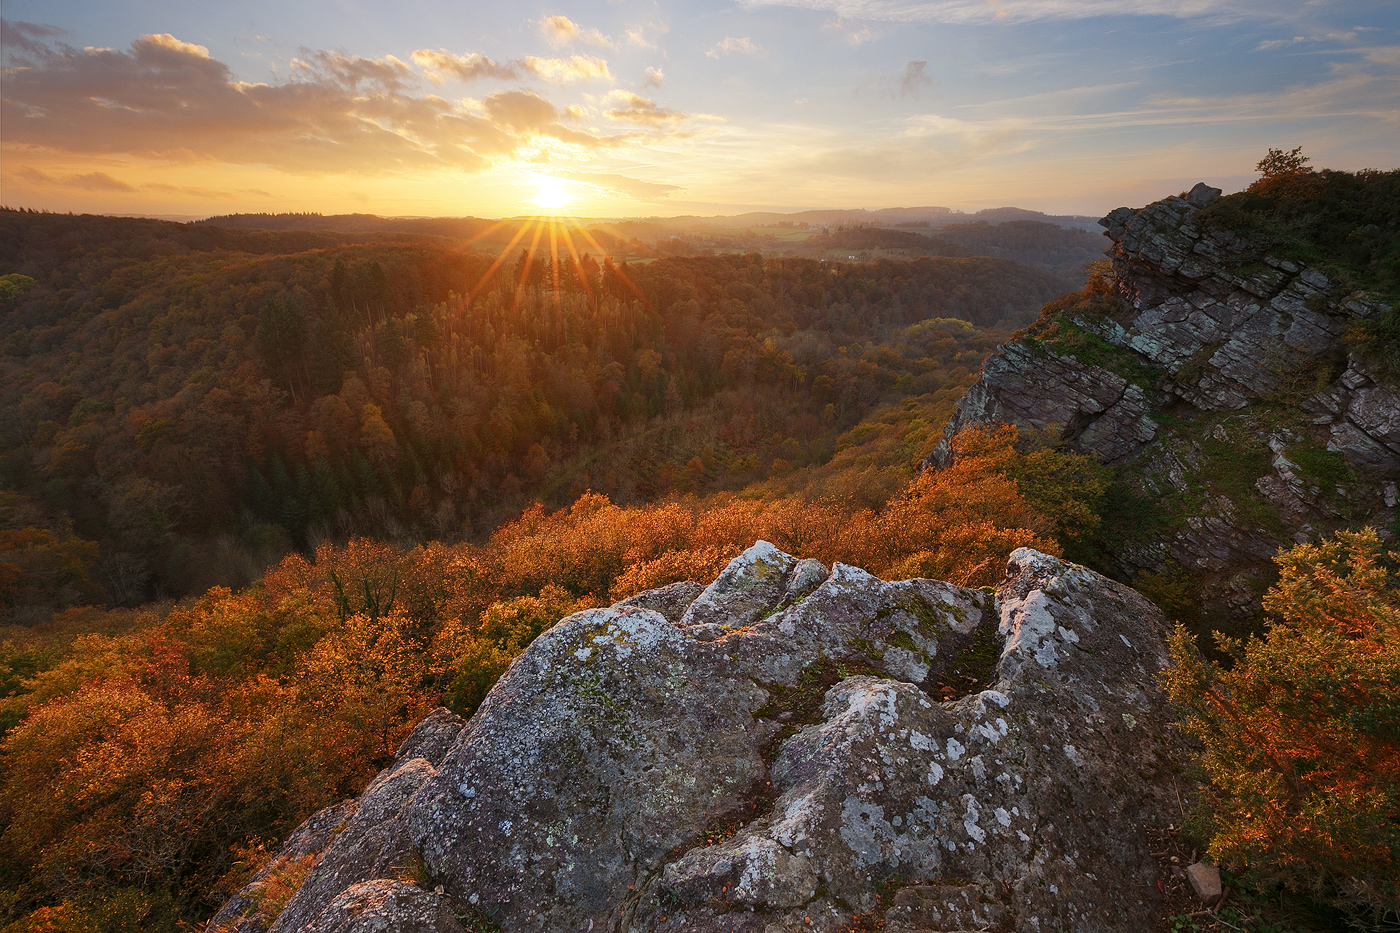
[1164,528,1400,919]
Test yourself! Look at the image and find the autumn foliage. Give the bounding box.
[1165,528,1400,918]
[0,208,1071,609]
[0,424,1103,931]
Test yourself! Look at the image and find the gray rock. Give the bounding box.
[393,708,468,768]
[220,543,1192,932]
[678,539,796,631]
[1186,861,1223,907]
[302,880,465,933]
[617,580,704,624]
[1186,182,1222,206]
[211,710,466,933]
[268,758,437,933]
[207,801,359,933]
[925,186,1399,625]
[885,883,1008,932]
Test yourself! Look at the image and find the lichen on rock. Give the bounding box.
[213,542,1191,933]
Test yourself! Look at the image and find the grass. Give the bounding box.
[1196,433,1287,537]
[1037,320,1162,391]
[754,656,888,732]
[931,614,1002,701]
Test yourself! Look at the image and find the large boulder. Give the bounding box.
[213,543,1191,932]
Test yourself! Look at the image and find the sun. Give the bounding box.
[530,176,574,211]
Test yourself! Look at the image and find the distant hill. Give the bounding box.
[948,207,1102,231]
[194,211,513,242]
[801,219,1104,280]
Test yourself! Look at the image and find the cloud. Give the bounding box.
[642,66,665,89]
[625,23,669,49]
[603,90,688,125]
[736,0,1302,25]
[555,170,682,199]
[0,28,640,176]
[412,49,518,82]
[16,166,136,191]
[821,18,873,44]
[0,19,66,57]
[412,49,613,85]
[900,61,933,97]
[293,48,414,91]
[538,15,614,49]
[1253,31,1358,52]
[522,55,613,84]
[707,37,760,58]
[12,166,274,199]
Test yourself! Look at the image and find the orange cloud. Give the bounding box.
[17,166,135,191]
[1,30,628,176]
[521,54,613,84]
[603,91,687,125]
[413,49,613,85]
[410,49,518,83]
[537,15,615,49]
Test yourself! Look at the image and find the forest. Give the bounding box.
[0,159,1396,932]
[0,207,1094,930]
[0,209,1068,613]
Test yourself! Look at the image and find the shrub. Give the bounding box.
[1164,528,1400,919]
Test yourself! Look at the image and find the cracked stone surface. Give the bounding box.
[924,185,1399,624]
[210,543,1190,933]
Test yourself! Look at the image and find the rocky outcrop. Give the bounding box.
[214,542,1191,933]
[926,185,1398,625]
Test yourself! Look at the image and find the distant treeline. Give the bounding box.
[194,212,506,242]
[804,220,1104,278]
[0,209,1067,614]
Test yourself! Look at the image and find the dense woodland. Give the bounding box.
[0,160,1396,933]
[0,209,1066,614]
[0,206,1088,930]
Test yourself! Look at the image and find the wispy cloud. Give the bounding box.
[522,55,613,84]
[1253,31,1358,52]
[555,170,681,199]
[738,0,1302,25]
[538,15,615,49]
[14,165,273,199]
[411,49,518,82]
[625,24,668,50]
[707,36,760,58]
[17,167,135,191]
[603,90,688,125]
[413,49,613,85]
[821,18,873,44]
[642,66,665,89]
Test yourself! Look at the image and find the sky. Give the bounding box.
[2,0,1397,219]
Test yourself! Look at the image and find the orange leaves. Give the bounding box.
[0,419,1108,928]
[1165,528,1400,913]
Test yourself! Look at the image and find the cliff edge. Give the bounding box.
[926,182,1398,625]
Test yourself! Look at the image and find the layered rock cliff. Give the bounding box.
[927,182,1399,626]
[211,542,1190,933]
